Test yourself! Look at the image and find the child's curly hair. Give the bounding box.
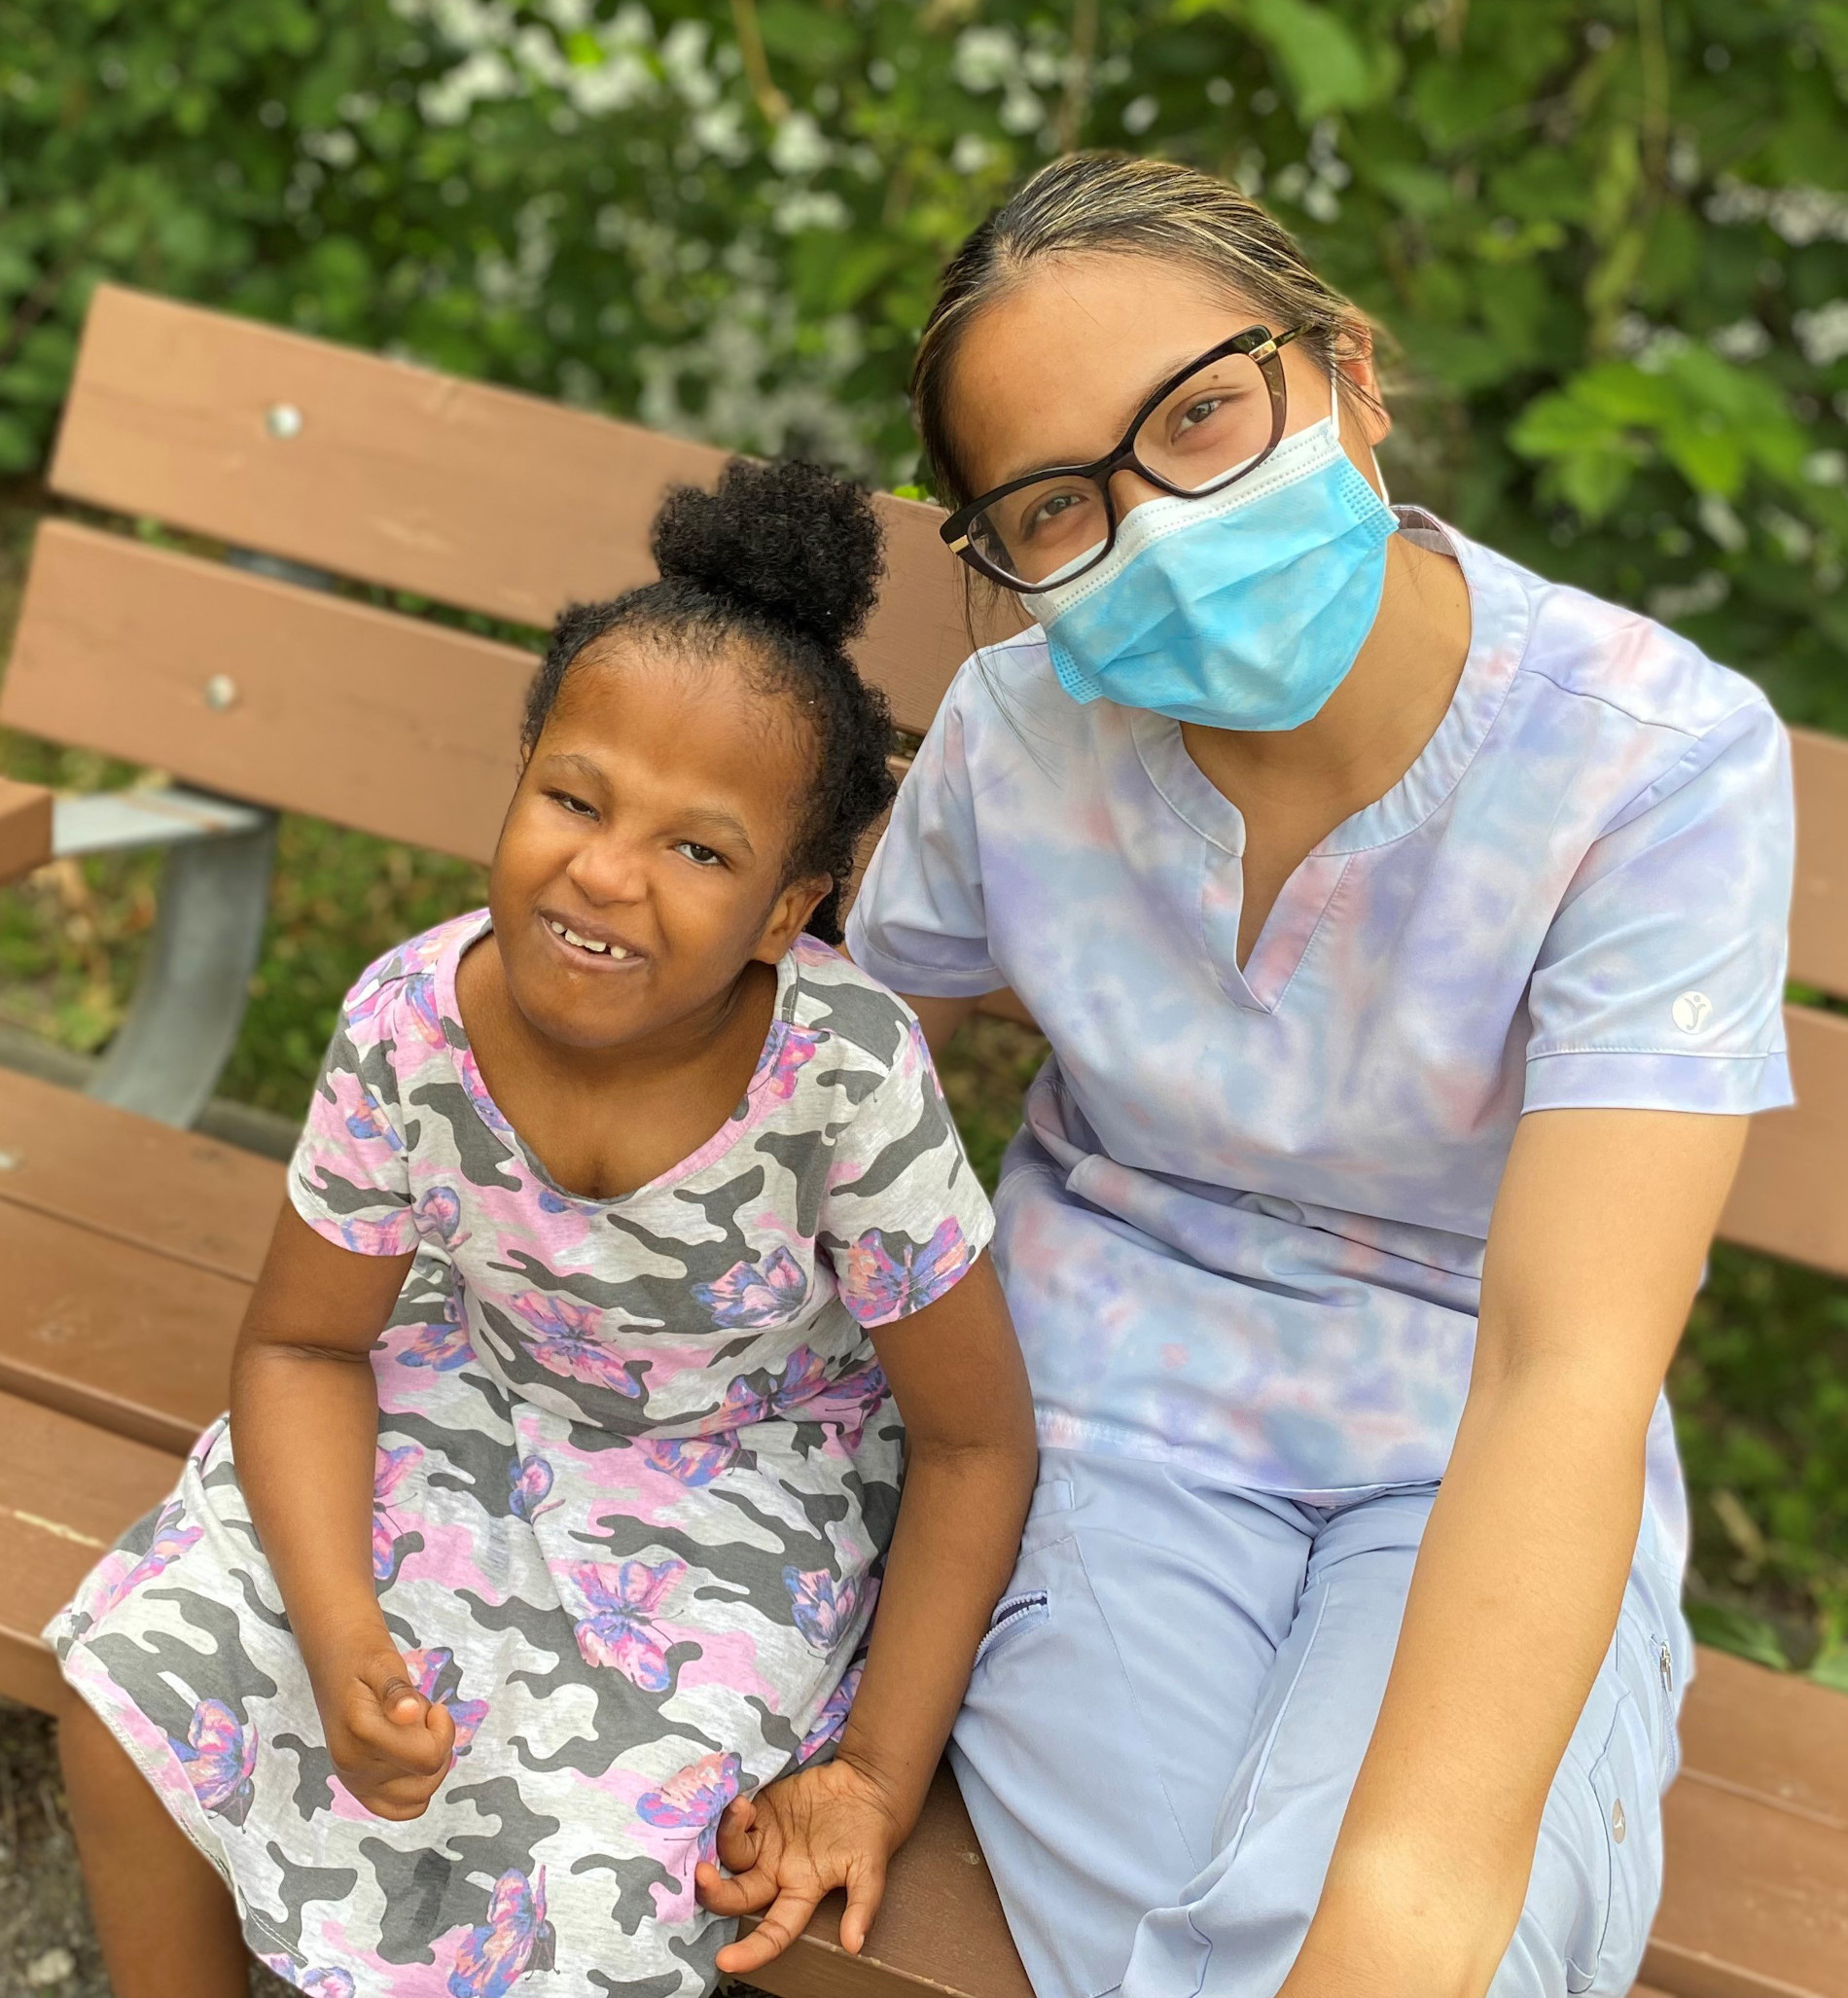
[521,458,897,945]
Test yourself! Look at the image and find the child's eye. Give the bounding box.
[545,789,597,819]
[675,840,725,869]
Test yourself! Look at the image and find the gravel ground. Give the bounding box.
[0,1699,295,1998]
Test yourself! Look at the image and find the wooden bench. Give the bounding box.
[1,284,1844,1998]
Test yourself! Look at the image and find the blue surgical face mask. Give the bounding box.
[1028,385,1399,731]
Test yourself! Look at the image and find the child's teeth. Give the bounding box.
[549,918,627,958]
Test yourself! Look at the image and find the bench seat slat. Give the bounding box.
[0,1066,283,1285]
[0,1197,247,1455]
[0,1390,183,1711]
[48,286,982,738]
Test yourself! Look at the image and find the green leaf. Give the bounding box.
[1175,0,1393,118]
[1685,1602,1792,1672]
[1810,1640,1848,1695]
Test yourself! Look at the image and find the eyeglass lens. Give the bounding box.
[967,346,1276,588]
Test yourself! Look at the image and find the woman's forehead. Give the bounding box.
[948,254,1266,492]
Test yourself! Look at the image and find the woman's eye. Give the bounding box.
[1175,395,1225,435]
[1023,490,1092,537]
[675,840,724,868]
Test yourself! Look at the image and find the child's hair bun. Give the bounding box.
[650,457,885,650]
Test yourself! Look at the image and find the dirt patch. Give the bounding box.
[0,1698,296,1998]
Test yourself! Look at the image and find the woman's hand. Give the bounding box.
[304,1628,456,1821]
[694,1758,907,1973]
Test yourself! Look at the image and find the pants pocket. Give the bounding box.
[1564,1686,1657,1996]
[975,1588,1050,1667]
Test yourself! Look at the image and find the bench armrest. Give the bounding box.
[0,777,54,884]
[52,785,272,860]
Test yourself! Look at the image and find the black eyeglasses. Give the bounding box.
[940,324,1302,593]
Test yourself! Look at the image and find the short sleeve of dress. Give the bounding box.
[1523,696,1795,1117]
[820,1011,996,1329]
[289,955,419,1255]
[846,666,1003,998]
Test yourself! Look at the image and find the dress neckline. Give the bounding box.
[437,910,804,1207]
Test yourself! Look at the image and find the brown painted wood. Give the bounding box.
[0,1066,284,1285]
[3,520,528,861]
[1648,1773,1848,1998]
[1680,1648,1848,1832]
[0,1390,182,1711]
[47,285,987,737]
[1791,728,1848,1002]
[746,1762,1030,1998]
[0,775,53,883]
[1718,1007,1848,1278]
[0,1199,248,1455]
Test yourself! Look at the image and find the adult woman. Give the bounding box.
[846,154,1793,1998]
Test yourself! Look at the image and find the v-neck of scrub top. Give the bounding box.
[1126,514,1530,1014]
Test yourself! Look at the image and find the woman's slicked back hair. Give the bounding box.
[911,151,1377,510]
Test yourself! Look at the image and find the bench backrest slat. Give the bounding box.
[45,286,977,738]
[1791,726,1848,1000]
[6,521,526,860]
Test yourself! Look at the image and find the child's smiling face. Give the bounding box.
[488,635,830,1053]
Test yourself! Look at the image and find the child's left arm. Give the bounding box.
[695,1251,1036,1972]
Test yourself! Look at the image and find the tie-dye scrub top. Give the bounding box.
[847,512,1793,1571]
[49,912,991,1998]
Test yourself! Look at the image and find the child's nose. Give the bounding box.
[564,834,650,904]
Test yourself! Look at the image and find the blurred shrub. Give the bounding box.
[0,0,1845,720]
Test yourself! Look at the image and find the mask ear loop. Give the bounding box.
[1331,359,1394,510]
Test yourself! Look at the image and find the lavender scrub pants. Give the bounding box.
[950,1448,1688,1998]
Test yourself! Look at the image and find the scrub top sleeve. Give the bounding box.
[1523,696,1795,1117]
[290,966,419,1255]
[820,1014,996,1330]
[846,673,1004,999]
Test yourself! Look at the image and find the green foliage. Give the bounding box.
[1,0,1846,721]
[1672,1242,1848,1674]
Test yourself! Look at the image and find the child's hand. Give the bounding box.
[694,1759,908,1974]
[313,1639,455,1820]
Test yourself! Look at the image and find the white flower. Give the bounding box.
[1697,493,1748,552]
[1708,318,1770,362]
[951,132,993,175]
[1794,301,1848,370]
[954,27,1019,93]
[1647,571,1730,622]
[770,111,832,177]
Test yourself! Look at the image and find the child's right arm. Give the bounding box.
[230,1202,455,1820]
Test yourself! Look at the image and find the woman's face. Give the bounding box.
[945,252,1388,553]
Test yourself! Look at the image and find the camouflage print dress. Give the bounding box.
[48,912,992,1998]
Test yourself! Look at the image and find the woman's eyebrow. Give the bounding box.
[988,348,1225,486]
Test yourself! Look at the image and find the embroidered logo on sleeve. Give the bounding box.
[1671,991,1714,1034]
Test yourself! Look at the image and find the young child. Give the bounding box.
[49,458,1037,1998]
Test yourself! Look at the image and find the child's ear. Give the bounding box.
[753,875,833,961]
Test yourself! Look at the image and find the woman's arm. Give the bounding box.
[231,1203,455,1818]
[900,991,981,1057]
[699,1253,1038,1971]
[1286,1105,1748,1998]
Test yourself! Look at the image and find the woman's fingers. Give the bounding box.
[712,1887,822,1975]
[837,1856,890,1957]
